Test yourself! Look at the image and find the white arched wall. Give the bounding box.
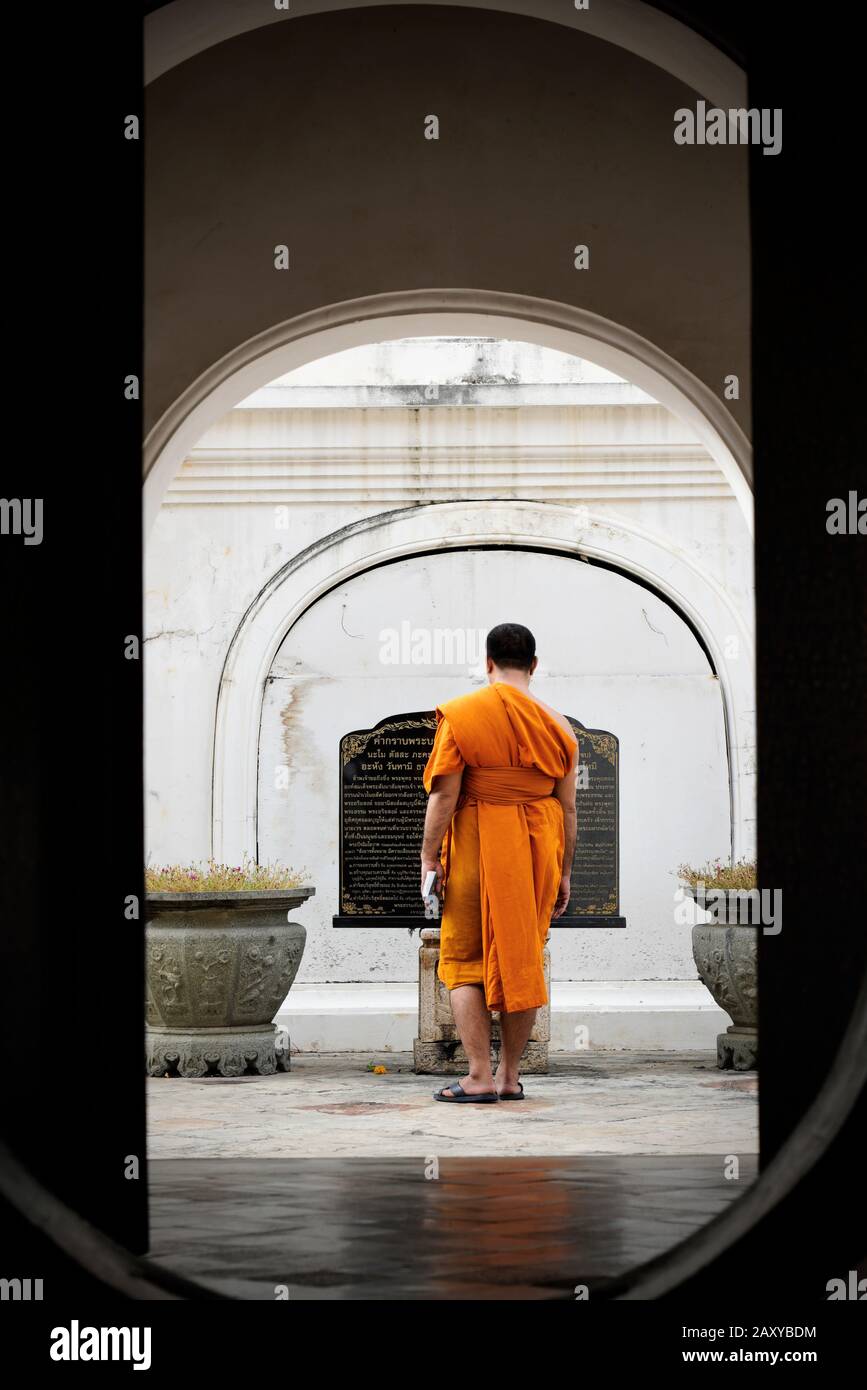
[146,0,746,109]
[143,290,754,536]
[212,499,756,868]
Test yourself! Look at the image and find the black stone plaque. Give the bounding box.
[563,718,624,924]
[334,712,438,927]
[333,709,625,927]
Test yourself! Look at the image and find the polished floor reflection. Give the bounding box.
[149,1153,758,1299]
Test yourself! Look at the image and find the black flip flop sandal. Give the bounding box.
[497,1083,525,1100]
[433,1082,499,1103]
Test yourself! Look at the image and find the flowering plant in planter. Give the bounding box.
[145,854,315,1079]
[676,858,762,925]
[675,857,757,891]
[146,853,307,893]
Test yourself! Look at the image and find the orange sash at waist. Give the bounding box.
[460,765,556,805]
[442,766,556,887]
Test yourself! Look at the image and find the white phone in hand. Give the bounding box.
[422,868,440,921]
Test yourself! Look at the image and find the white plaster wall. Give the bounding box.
[145,499,364,865]
[257,549,729,986]
[145,490,751,871]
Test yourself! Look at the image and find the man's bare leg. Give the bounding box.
[495,1008,536,1096]
[439,984,496,1096]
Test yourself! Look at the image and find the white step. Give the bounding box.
[275,980,729,1053]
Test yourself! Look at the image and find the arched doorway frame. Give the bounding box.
[211,499,755,866]
[143,290,754,535]
[145,0,746,109]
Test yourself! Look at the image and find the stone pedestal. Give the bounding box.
[413,927,550,1073]
[717,1025,758,1072]
[146,1023,292,1077]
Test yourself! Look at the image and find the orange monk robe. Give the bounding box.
[422,682,577,1014]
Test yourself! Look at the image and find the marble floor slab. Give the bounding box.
[146,1050,759,1158]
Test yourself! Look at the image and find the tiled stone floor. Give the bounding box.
[146,1052,758,1297]
[146,1050,759,1158]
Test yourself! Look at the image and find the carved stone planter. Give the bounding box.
[413,927,550,1073]
[145,887,315,1078]
[685,887,757,1071]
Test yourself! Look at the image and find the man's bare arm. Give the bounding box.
[420,770,463,893]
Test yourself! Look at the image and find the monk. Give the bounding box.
[420,622,578,1103]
